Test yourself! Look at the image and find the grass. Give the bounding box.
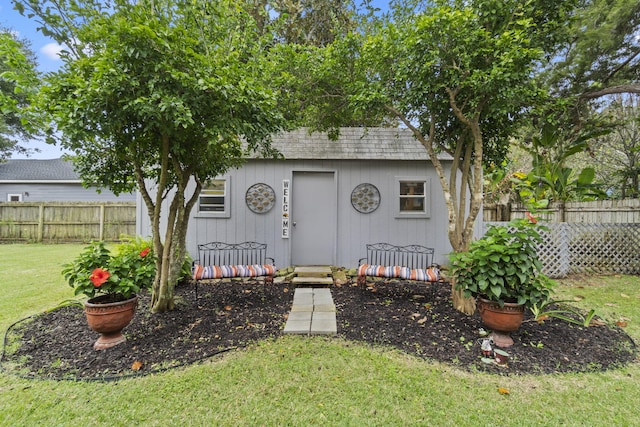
[1,244,639,426]
[554,274,640,338]
[0,243,85,332]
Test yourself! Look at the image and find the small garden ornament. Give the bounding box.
[62,238,155,349]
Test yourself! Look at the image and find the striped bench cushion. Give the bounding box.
[192,264,277,280]
[357,264,441,282]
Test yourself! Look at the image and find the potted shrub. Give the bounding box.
[62,237,155,349]
[449,213,554,347]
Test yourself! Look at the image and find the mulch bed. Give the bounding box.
[1,279,637,380]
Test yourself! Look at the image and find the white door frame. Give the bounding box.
[290,170,337,266]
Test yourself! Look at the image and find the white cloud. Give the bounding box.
[40,43,63,60]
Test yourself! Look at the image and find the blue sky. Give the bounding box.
[1,1,63,73]
[2,0,68,158]
[2,0,390,159]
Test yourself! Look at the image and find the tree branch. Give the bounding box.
[602,49,640,86]
[580,84,640,100]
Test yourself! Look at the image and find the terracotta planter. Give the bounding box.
[477,296,524,348]
[84,295,138,350]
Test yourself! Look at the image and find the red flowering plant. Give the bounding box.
[62,236,156,302]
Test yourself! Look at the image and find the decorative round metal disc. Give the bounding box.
[351,183,381,213]
[245,183,276,213]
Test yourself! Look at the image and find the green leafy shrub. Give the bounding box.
[449,215,555,308]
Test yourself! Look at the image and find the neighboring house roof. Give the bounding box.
[256,127,448,161]
[0,158,80,183]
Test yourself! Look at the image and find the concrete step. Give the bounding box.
[291,276,334,287]
[294,266,333,277]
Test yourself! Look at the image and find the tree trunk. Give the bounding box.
[134,135,203,313]
[385,103,479,315]
[451,279,476,314]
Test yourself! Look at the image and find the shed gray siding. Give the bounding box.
[197,159,452,267]
[136,128,470,268]
[139,159,455,268]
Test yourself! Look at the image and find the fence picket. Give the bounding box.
[0,202,135,242]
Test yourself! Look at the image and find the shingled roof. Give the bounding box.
[1,129,442,180]
[256,127,443,161]
[0,158,80,182]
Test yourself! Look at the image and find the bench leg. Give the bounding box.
[357,275,366,288]
[263,275,273,292]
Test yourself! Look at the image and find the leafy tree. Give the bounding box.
[16,0,287,312]
[0,29,41,160]
[269,0,356,47]
[543,0,640,101]
[244,0,358,46]
[512,123,607,214]
[246,0,387,129]
[531,0,640,150]
[310,0,578,313]
[582,95,640,198]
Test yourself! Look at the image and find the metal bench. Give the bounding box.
[191,241,276,301]
[357,243,447,288]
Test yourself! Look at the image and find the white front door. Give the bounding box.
[291,171,336,265]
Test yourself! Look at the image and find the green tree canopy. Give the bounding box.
[303,0,578,313]
[17,0,287,312]
[0,29,42,160]
[543,0,640,101]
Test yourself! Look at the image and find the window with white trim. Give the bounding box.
[7,194,22,202]
[198,178,230,217]
[396,177,430,218]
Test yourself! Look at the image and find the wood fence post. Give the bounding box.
[37,203,44,242]
[99,204,105,241]
[497,203,510,221]
[558,201,566,223]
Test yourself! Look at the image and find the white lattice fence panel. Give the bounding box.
[484,223,640,278]
[537,224,570,278]
[566,224,640,275]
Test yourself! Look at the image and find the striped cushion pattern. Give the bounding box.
[399,266,441,282]
[358,264,386,277]
[193,264,277,280]
[358,264,441,282]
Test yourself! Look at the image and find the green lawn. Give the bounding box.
[1,244,639,426]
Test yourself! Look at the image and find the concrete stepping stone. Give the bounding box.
[310,311,337,335]
[283,288,337,336]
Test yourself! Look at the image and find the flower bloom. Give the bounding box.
[526,212,538,224]
[139,248,150,257]
[90,268,110,287]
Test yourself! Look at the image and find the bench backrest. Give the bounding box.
[197,242,268,266]
[366,243,434,270]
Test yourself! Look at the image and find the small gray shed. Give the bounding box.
[138,128,462,268]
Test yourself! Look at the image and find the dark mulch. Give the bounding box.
[1,278,637,380]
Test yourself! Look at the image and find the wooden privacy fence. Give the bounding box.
[484,199,640,223]
[0,202,136,243]
[484,222,640,278]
